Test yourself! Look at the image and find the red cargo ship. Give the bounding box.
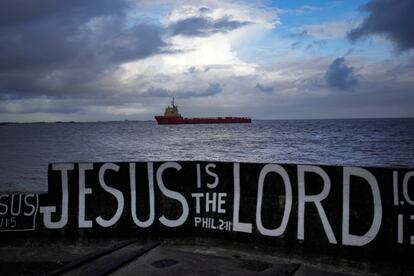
[155,98,251,125]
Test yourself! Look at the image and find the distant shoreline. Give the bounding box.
[1,117,414,125]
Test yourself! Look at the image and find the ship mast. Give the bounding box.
[163,97,181,117]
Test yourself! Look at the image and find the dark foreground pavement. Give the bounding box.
[0,238,411,276]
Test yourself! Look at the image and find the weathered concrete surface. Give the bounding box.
[0,239,137,275]
[110,245,299,276]
[0,238,412,275]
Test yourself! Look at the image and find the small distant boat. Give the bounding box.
[155,98,251,125]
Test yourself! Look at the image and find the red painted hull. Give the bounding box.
[155,116,251,124]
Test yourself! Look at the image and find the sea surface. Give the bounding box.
[1,118,414,192]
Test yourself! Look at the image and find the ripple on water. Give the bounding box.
[1,118,414,191]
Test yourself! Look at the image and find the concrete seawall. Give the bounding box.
[1,161,414,266]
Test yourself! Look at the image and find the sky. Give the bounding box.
[0,0,413,122]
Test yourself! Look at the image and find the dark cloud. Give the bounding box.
[288,29,308,39]
[187,66,212,74]
[325,57,358,90]
[348,0,414,51]
[170,16,251,37]
[0,0,167,100]
[188,67,197,74]
[290,41,301,49]
[308,40,326,50]
[144,83,222,98]
[255,83,274,94]
[204,83,222,95]
[0,0,127,28]
[0,2,245,105]
[0,99,84,114]
[198,7,211,14]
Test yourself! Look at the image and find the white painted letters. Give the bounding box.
[298,165,337,244]
[40,164,72,229]
[206,164,219,189]
[342,167,382,246]
[96,163,124,227]
[78,163,93,228]
[256,164,292,236]
[130,162,155,228]
[232,163,252,233]
[403,172,414,205]
[157,162,189,227]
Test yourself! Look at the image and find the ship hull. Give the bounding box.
[155,116,251,124]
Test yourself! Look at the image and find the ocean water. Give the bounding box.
[0,118,414,192]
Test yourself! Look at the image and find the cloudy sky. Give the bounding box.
[0,0,413,122]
